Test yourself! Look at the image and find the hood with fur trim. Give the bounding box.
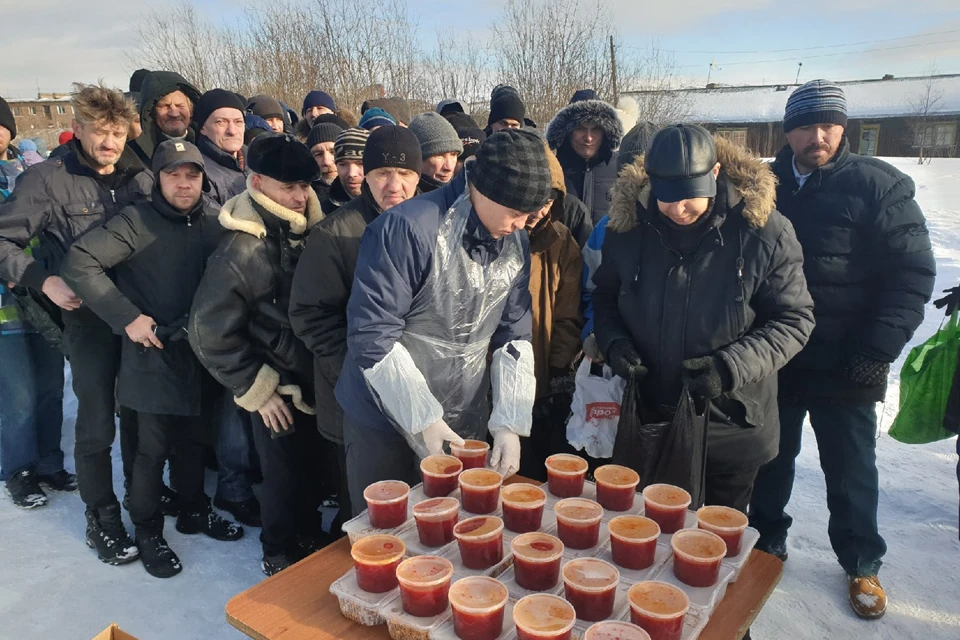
[219,174,324,239]
[608,136,776,233]
[546,99,623,153]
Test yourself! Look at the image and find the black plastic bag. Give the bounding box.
[12,285,65,354]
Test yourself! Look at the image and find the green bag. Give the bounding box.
[889,311,960,444]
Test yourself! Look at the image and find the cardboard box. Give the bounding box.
[92,623,140,640]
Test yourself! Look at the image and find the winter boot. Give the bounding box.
[262,552,292,577]
[5,469,48,509]
[37,469,78,492]
[214,495,262,527]
[288,533,331,563]
[849,575,887,619]
[160,484,179,517]
[755,536,788,563]
[176,502,244,541]
[137,534,183,579]
[85,505,139,565]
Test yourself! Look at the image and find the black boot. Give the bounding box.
[160,484,179,517]
[5,469,48,509]
[213,495,262,527]
[85,505,139,565]
[176,502,244,541]
[136,533,182,579]
[37,469,78,492]
[261,552,292,577]
[287,533,331,563]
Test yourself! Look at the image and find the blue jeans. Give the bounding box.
[749,397,887,577]
[215,397,257,503]
[0,332,65,481]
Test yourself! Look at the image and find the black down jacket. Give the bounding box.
[593,137,815,473]
[772,139,936,403]
[197,135,247,208]
[189,183,325,415]
[61,189,220,416]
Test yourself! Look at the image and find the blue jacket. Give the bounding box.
[580,215,608,340]
[335,174,533,432]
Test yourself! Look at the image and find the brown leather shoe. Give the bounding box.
[849,575,887,619]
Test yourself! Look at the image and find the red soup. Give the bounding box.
[395,555,454,617]
[670,529,727,588]
[642,484,691,535]
[561,558,620,622]
[513,594,577,640]
[594,465,640,512]
[421,455,463,498]
[609,515,660,571]
[627,581,689,640]
[544,454,588,498]
[350,534,406,593]
[554,498,604,550]
[454,516,504,570]
[448,576,509,640]
[696,505,749,557]
[501,483,547,533]
[584,621,652,640]
[459,468,503,515]
[412,497,460,547]
[451,440,490,470]
[511,532,564,591]
[363,480,410,529]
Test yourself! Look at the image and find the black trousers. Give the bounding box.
[250,410,325,556]
[128,412,206,535]
[705,465,759,513]
[329,443,351,538]
[343,415,420,517]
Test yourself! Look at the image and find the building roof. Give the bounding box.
[6,96,72,104]
[627,74,960,124]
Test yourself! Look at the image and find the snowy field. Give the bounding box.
[1,158,959,639]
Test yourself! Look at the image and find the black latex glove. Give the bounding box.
[934,285,960,316]
[607,340,648,381]
[681,356,731,402]
[846,353,891,388]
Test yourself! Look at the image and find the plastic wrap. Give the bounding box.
[489,340,537,437]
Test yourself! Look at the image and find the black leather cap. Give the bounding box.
[645,124,718,203]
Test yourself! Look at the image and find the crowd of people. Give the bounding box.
[0,72,938,622]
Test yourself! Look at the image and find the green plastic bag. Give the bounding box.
[889,311,960,444]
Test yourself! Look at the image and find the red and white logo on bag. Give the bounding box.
[586,402,621,423]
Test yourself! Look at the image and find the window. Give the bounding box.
[717,128,748,148]
[859,124,880,156]
[28,106,37,115]
[43,105,52,119]
[11,107,19,115]
[56,105,66,115]
[915,122,958,152]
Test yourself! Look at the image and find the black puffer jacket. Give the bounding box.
[189,181,325,415]
[0,141,153,291]
[547,100,623,225]
[61,188,220,416]
[772,140,936,403]
[593,137,815,473]
[289,182,383,443]
[557,191,593,249]
[197,135,247,208]
[321,177,353,214]
[128,71,202,166]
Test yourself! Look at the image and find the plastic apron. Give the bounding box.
[398,184,524,441]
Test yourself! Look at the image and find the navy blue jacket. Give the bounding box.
[335,174,533,432]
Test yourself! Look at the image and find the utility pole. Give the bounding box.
[610,36,619,107]
[795,62,803,84]
[707,59,716,85]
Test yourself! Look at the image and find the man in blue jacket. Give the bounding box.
[337,130,553,511]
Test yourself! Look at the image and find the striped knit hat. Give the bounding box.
[334,127,369,162]
[784,79,847,133]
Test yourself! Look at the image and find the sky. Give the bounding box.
[2,0,960,98]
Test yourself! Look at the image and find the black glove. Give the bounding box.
[846,353,890,388]
[681,356,731,402]
[607,340,648,381]
[934,286,960,316]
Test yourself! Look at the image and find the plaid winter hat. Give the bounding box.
[470,129,553,213]
[784,79,847,133]
[334,127,369,162]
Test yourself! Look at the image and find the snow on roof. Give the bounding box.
[628,75,960,124]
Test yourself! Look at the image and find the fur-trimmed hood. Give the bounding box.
[607,136,776,233]
[546,99,623,152]
[219,174,324,239]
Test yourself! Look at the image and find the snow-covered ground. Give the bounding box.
[1,158,959,639]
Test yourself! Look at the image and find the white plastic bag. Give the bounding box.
[565,358,627,458]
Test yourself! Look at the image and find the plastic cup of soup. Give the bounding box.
[513,594,577,640]
[641,484,691,534]
[511,532,564,591]
[608,515,660,571]
[459,468,503,515]
[696,505,749,557]
[627,581,689,640]
[451,440,491,470]
[501,483,547,533]
[421,454,463,498]
[412,497,460,547]
[448,576,510,640]
[670,529,727,588]
[584,621,652,640]
[363,480,410,529]
[554,498,604,550]
[454,516,505,570]
[594,465,640,512]
[395,555,455,617]
[545,454,588,498]
[350,534,406,593]
[561,558,620,622]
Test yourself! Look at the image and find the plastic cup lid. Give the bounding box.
[545,454,588,475]
[513,594,577,633]
[501,483,546,506]
[594,465,640,487]
[696,505,748,531]
[608,516,660,541]
[396,555,454,587]
[671,529,726,561]
[511,532,564,561]
[584,620,652,640]
[351,534,406,565]
[448,576,509,613]
[561,558,620,591]
[642,483,691,508]
[554,498,604,523]
[421,455,463,476]
[459,468,503,488]
[452,439,490,453]
[454,516,504,540]
[363,480,410,504]
[413,497,461,519]
[627,581,690,619]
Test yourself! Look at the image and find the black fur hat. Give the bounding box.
[247,133,320,184]
[546,99,623,153]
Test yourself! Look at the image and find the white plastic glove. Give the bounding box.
[489,430,521,479]
[415,419,465,459]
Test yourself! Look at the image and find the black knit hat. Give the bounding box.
[307,122,344,149]
[0,96,16,139]
[457,126,486,162]
[313,113,350,130]
[445,112,480,130]
[248,133,320,183]
[194,89,245,128]
[618,121,659,170]
[470,129,553,213]
[488,94,526,126]
[363,125,422,174]
[246,95,284,120]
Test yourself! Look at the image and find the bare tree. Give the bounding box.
[907,68,945,164]
[619,41,691,127]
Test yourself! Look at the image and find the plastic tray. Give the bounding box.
[409,482,462,507]
[618,600,710,640]
[329,568,399,626]
[657,510,699,545]
[395,519,457,558]
[383,591,452,640]
[560,521,611,560]
[568,581,633,640]
[497,565,564,601]
[428,600,517,640]
[501,509,558,546]
[541,480,597,507]
[652,557,736,613]
[343,484,464,544]
[721,526,760,582]
[595,541,672,585]
[441,539,514,580]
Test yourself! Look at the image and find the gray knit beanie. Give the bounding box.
[409,112,464,159]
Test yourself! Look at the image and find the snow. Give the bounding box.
[629,75,960,124]
[1,159,960,639]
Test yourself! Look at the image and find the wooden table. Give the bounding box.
[226,478,783,640]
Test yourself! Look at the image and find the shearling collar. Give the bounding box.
[608,136,776,233]
[218,174,324,239]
